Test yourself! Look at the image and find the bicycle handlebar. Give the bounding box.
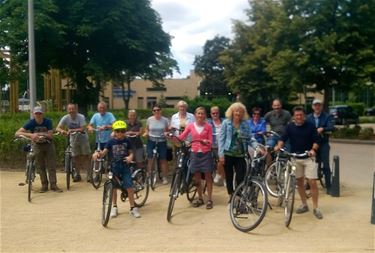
[279,148,310,159]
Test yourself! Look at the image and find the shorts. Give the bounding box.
[147,140,167,160]
[72,140,91,156]
[294,158,318,179]
[111,162,133,189]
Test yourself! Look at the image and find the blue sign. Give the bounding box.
[113,87,136,98]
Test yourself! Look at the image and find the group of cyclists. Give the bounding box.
[15,97,333,221]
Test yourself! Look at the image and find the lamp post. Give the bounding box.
[28,0,36,118]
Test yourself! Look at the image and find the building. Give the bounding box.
[103,70,202,109]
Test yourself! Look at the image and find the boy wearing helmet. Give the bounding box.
[93,120,141,218]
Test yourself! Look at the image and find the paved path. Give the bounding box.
[1,143,374,253]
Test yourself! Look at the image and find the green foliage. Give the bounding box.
[358,127,374,140]
[184,96,231,117]
[332,126,361,139]
[221,0,375,107]
[331,125,374,140]
[347,102,365,116]
[360,116,375,123]
[0,0,176,111]
[194,36,231,98]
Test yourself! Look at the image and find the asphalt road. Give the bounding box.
[1,142,374,253]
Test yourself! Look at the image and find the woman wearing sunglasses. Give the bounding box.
[143,104,170,185]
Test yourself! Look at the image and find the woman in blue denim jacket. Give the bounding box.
[218,102,258,199]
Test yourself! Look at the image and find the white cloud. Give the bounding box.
[151,0,249,77]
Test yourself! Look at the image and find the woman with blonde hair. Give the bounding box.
[218,102,258,201]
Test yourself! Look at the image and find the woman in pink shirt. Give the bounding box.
[178,107,214,209]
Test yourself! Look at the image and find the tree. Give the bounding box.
[0,0,177,111]
[194,36,230,99]
[221,0,375,110]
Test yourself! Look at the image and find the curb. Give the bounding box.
[331,138,375,145]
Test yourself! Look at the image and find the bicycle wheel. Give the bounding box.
[133,170,149,207]
[167,172,181,222]
[318,165,326,188]
[186,174,197,202]
[265,161,285,198]
[27,161,34,202]
[229,180,268,232]
[65,153,72,190]
[284,175,296,227]
[91,159,103,189]
[149,158,158,191]
[102,180,113,227]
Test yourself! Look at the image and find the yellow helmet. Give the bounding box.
[112,120,127,130]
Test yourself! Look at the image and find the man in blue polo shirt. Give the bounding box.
[275,106,322,219]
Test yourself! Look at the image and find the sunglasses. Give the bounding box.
[152,109,161,112]
[115,130,126,133]
[253,113,260,115]
[211,112,219,115]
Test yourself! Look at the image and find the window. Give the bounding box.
[147,97,157,109]
[137,97,144,109]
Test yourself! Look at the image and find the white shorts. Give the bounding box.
[294,158,318,179]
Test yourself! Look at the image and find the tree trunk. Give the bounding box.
[323,87,331,112]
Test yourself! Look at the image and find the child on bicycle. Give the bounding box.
[93,120,141,218]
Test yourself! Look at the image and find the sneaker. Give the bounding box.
[313,208,323,219]
[213,174,221,184]
[50,185,63,193]
[162,177,168,185]
[296,204,309,214]
[130,207,141,218]
[110,206,118,218]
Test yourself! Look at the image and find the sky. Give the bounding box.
[151,0,250,78]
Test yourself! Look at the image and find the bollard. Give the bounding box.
[330,155,340,197]
[371,172,375,224]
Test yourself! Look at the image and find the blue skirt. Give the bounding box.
[189,152,214,173]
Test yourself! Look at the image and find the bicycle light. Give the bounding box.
[108,171,113,179]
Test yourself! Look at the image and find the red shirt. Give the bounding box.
[178,122,213,153]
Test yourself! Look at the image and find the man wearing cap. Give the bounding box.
[15,107,63,192]
[307,99,335,194]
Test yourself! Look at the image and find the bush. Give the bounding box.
[347,102,365,116]
[360,116,375,123]
[332,126,361,139]
[358,127,374,140]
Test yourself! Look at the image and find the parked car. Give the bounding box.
[329,105,359,125]
[364,107,375,116]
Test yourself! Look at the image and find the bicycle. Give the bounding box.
[90,129,110,189]
[146,134,164,191]
[15,135,49,202]
[102,160,149,227]
[166,132,206,222]
[228,140,268,232]
[58,131,84,190]
[275,148,310,227]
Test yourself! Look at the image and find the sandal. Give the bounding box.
[192,198,204,207]
[206,200,213,210]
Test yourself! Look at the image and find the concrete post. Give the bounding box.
[331,155,340,197]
